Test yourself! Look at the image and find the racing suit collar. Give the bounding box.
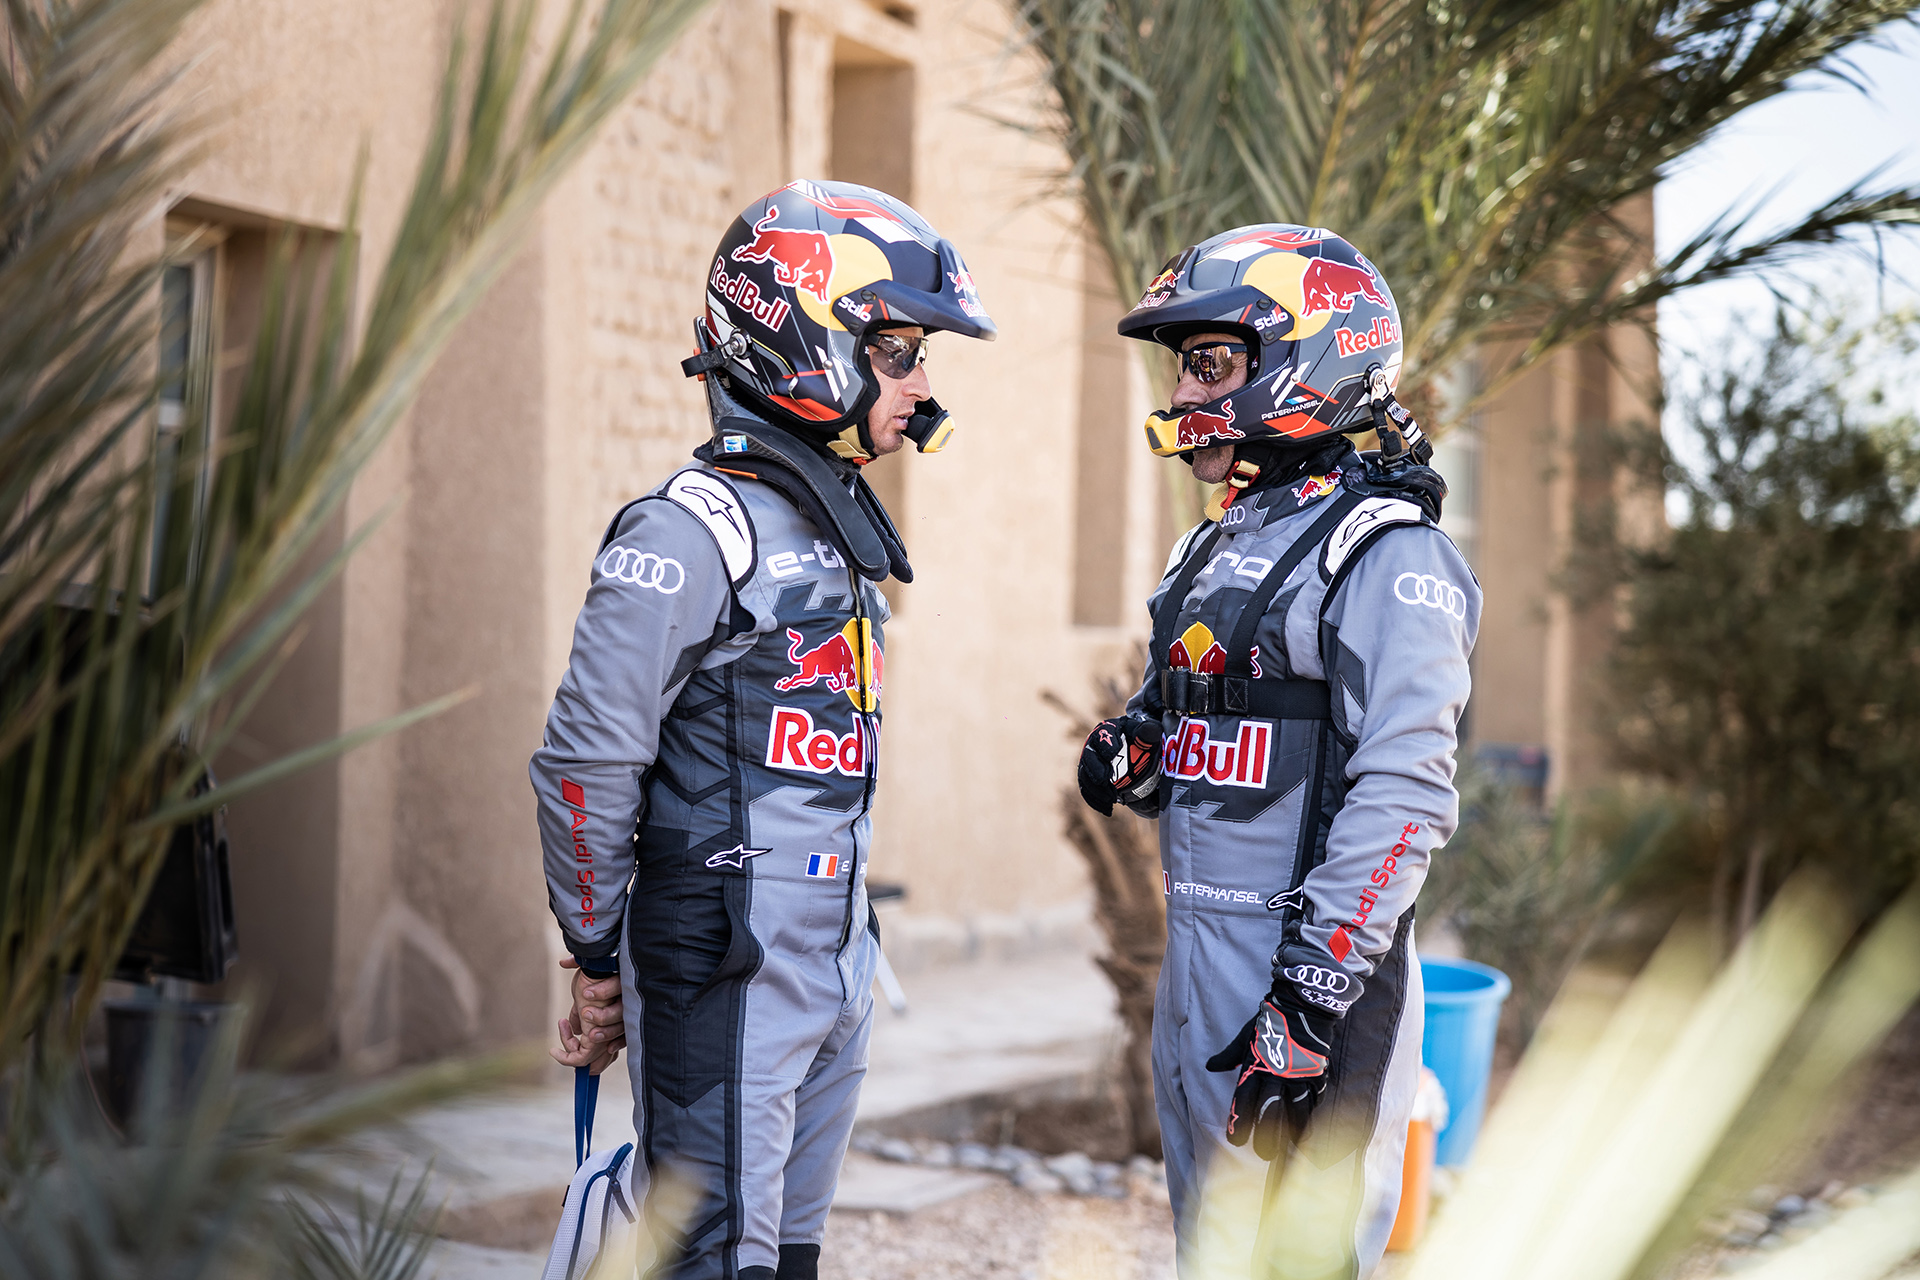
[694,418,913,584]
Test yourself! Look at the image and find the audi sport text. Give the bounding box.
[560,779,596,925]
[1329,821,1421,959]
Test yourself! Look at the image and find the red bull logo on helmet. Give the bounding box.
[1162,718,1272,788]
[1333,314,1401,359]
[710,258,792,332]
[1300,257,1388,315]
[1137,266,1180,309]
[732,206,836,304]
[1175,400,1244,450]
[773,618,883,710]
[1241,246,1390,342]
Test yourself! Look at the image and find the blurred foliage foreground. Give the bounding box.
[1425,305,1920,1036]
[1182,878,1920,1280]
[1,0,707,1273]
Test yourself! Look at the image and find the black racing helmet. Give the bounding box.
[1118,224,1403,457]
[688,180,996,461]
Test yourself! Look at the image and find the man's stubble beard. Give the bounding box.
[1191,443,1235,484]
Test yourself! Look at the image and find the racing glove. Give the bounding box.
[1077,714,1161,816]
[1205,992,1335,1161]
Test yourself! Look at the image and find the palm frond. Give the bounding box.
[0,0,713,1088]
[1012,0,1920,422]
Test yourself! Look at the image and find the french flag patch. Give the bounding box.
[805,853,841,879]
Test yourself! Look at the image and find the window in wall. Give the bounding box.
[153,236,220,595]
[153,207,342,595]
[829,40,916,608]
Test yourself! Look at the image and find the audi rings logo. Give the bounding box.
[1393,571,1466,618]
[1282,964,1352,995]
[598,545,685,593]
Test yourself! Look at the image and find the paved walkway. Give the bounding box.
[304,946,1120,1277]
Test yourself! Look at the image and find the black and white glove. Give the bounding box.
[1204,950,1362,1160]
[1205,995,1334,1160]
[1077,714,1161,816]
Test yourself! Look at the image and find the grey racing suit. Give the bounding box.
[530,457,885,1280]
[1131,459,1479,1279]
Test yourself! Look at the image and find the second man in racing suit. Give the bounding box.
[1079,224,1479,1279]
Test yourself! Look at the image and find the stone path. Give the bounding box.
[299,946,1122,1276]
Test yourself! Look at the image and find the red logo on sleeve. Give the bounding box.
[561,778,594,925]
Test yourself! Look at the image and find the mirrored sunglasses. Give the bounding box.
[1180,342,1248,385]
[867,333,930,379]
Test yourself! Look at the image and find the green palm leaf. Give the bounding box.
[0,0,712,1090]
[1013,0,1920,416]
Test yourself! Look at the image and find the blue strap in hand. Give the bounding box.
[574,1065,600,1169]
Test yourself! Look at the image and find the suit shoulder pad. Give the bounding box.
[1162,521,1209,579]
[665,468,756,587]
[1320,496,1427,580]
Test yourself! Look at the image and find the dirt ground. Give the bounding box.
[821,1180,1177,1280]
[810,1002,1920,1280]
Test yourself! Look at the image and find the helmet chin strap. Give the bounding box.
[1201,437,1355,522]
[1363,364,1432,467]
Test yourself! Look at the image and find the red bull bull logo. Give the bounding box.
[765,707,874,778]
[1292,470,1341,505]
[773,618,882,710]
[1175,400,1244,450]
[1162,718,1272,788]
[732,207,836,303]
[1137,266,1180,308]
[1333,314,1401,358]
[1299,257,1388,315]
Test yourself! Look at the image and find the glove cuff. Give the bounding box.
[1272,943,1362,1017]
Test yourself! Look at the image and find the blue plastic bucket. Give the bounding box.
[1418,956,1511,1166]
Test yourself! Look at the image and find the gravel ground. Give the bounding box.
[821,1180,1178,1280]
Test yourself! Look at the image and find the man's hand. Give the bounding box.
[1204,997,1334,1160]
[552,956,625,1076]
[1078,714,1162,816]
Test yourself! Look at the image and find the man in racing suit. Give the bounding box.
[1078,225,1478,1279]
[530,181,994,1280]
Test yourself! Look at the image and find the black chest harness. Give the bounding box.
[1150,489,1366,726]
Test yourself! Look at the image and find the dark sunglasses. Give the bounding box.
[867,333,930,379]
[1180,341,1248,385]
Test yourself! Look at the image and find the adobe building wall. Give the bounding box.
[170,0,1653,1068]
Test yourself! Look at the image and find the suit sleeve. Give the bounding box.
[1288,525,1480,995]
[529,499,738,975]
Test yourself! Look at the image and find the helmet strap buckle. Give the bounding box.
[1363,363,1430,467]
[1225,457,1262,503]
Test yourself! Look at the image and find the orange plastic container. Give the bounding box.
[1387,1118,1436,1251]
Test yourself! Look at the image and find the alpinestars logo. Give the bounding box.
[705,843,770,870]
[1266,886,1309,914]
[1161,718,1272,788]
